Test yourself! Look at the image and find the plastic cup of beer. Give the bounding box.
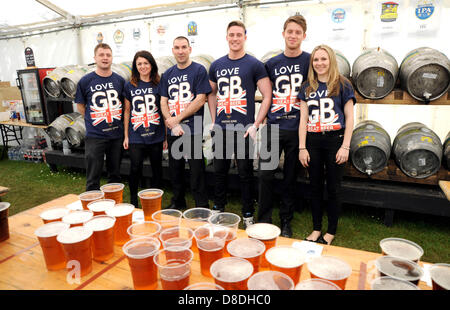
[295,278,342,290]
[79,190,104,210]
[87,199,115,216]
[123,237,161,290]
[265,246,305,284]
[39,207,70,224]
[429,263,450,290]
[245,223,281,268]
[370,276,420,290]
[57,226,93,277]
[182,207,212,252]
[105,203,135,246]
[138,189,163,221]
[194,224,228,277]
[208,212,241,251]
[247,270,294,290]
[62,210,94,227]
[34,221,70,270]
[100,183,125,204]
[307,256,353,290]
[0,202,11,242]
[210,257,254,290]
[184,282,224,290]
[153,246,194,290]
[84,215,116,262]
[374,256,423,285]
[379,237,424,262]
[151,209,182,231]
[227,238,265,274]
[160,226,194,249]
[127,221,162,239]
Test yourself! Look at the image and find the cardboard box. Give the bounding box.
[0,83,22,112]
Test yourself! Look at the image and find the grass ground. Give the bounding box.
[0,156,449,264]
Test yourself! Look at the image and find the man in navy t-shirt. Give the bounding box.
[160,36,212,210]
[258,15,310,237]
[75,43,125,191]
[208,20,272,227]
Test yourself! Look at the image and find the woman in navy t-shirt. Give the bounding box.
[298,45,355,245]
[123,50,166,208]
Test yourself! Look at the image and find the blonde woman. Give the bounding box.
[297,45,355,245]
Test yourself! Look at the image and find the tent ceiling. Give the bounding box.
[0,0,244,39]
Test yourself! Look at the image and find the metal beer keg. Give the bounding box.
[350,120,391,175]
[65,114,86,147]
[335,50,351,79]
[60,65,95,99]
[43,65,78,98]
[392,122,443,178]
[399,47,450,102]
[352,48,399,99]
[46,112,82,145]
[444,131,450,169]
[260,49,283,63]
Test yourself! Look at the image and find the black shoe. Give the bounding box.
[280,220,292,238]
[211,205,225,214]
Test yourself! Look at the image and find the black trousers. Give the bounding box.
[258,126,300,223]
[212,130,255,216]
[168,134,209,209]
[306,129,345,235]
[85,137,123,191]
[128,142,163,207]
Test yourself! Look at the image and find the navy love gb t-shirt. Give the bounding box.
[209,54,268,130]
[160,61,211,136]
[123,80,165,144]
[298,79,356,132]
[75,71,125,139]
[265,52,310,131]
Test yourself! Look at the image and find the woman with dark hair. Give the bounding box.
[298,44,355,245]
[123,50,167,208]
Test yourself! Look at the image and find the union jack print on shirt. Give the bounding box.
[271,91,301,113]
[90,104,122,126]
[216,90,247,115]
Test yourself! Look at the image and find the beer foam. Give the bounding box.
[266,247,305,268]
[248,271,293,290]
[371,277,419,290]
[40,207,70,220]
[380,239,423,261]
[84,216,115,231]
[88,200,115,212]
[308,256,352,280]
[106,204,134,217]
[62,210,93,224]
[295,279,341,290]
[101,183,124,192]
[227,238,265,258]
[211,258,253,282]
[57,226,92,244]
[375,256,423,281]
[430,265,450,290]
[35,222,70,238]
[246,223,281,240]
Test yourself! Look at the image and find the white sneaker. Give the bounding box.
[243,216,254,229]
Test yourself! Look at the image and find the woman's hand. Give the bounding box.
[299,149,310,168]
[336,146,349,165]
[123,137,129,150]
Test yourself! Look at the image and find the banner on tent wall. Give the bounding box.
[24,47,36,67]
[327,6,352,40]
[408,0,441,33]
[373,0,404,34]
